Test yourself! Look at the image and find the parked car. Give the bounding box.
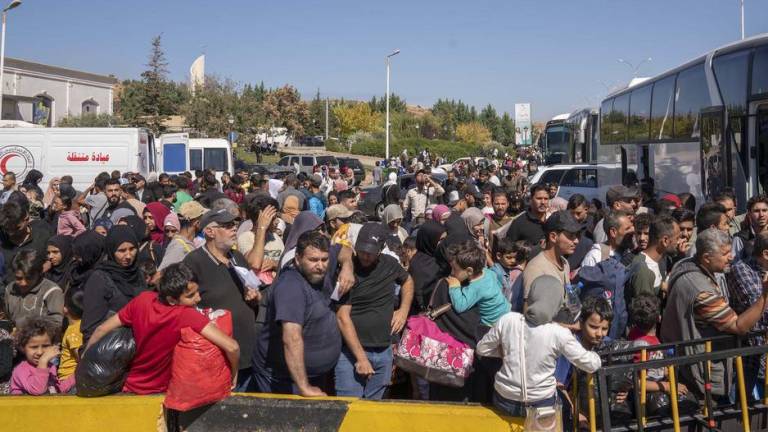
[298,135,325,147]
[358,172,447,220]
[337,157,366,186]
[276,154,339,175]
[438,157,492,173]
[529,164,621,204]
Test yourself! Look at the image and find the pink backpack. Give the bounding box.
[394,284,475,388]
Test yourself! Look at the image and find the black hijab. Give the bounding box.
[45,235,74,289]
[120,215,148,242]
[94,225,146,298]
[409,220,446,311]
[70,231,105,292]
[435,212,473,276]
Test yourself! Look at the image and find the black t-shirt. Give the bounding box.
[183,246,255,368]
[0,220,51,285]
[253,268,341,378]
[505,210,545,245]
[340,254,409,348]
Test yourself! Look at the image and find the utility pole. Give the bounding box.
[740,0,745,40]
[325,97,329,140]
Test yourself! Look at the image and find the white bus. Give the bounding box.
[598,33,768,211]
[542,109,600,165]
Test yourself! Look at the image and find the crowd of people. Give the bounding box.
[0,151,766,429]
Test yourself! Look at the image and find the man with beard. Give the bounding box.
[593,185,639,244]
[102,178,135,221]
[506,184,550,245]
[489,191,513,230]
[580,210,634,268]
[252,231,342,396]
[733,195,768,261]
[403,169,444,226]
[626,215,680,306]
[184,208,259,391]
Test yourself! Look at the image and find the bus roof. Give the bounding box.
[606,32,768,99]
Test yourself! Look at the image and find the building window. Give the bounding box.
[33,94,53,126]
[82,99,99,115]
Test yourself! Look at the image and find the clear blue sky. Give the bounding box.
[6,0,768,121]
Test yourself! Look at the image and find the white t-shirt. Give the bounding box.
[580,243,614,268]
[641,252,662,289]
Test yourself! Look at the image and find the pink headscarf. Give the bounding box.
[432,204,450,223]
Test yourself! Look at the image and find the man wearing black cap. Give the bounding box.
[183,208,259,391]
[462,183,484,209]
[593,185,639,244]
[334,223,413,399]
[505,184,550,245]
[521,210,581,311]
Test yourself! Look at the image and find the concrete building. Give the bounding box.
[0,57,117,126]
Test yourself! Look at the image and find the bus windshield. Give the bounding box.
[545,125,570,154]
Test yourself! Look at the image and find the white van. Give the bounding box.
[0,127,156,191]
[529,164,622,204]
[158,133,233,180]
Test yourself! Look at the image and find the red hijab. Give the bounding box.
[144,202,171,245]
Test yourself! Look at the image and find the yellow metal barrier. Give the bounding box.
[639,348,647,428]
[666,366,680,432]
[734,355,751,432]
[587,373,596,432]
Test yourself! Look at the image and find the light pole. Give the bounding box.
[385,49,400,160]
[227,115,234,148]
[617,57,652,77]
[0,0,21,120]
[740,0,745,40]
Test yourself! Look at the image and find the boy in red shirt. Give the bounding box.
[87,263,240,394]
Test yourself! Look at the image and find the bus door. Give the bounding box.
[756,106,768,195]
[159,133,189,175]
[699,107,727,202]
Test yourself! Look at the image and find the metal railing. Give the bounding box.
[573,334,768,432]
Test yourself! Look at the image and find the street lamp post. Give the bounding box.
[227,115,235,150]
[385,49,400,160]
[617,57,652,77]
[740,0,745,40]
[0,0,21,121]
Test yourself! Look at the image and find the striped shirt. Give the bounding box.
[693,290,737,332]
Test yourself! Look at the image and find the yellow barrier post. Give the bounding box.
[587,373,596,432]
[667,366,681,432]
[572,371,579,432]
[734,356,750,432]
[639,349,647,428]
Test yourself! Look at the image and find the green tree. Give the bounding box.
[181,75,239,137]
[58,113,120,127]
[500,112,516,145]
[368,93,406,113]
[305,90,326,137]
[479,104,504,142]
[140,35,172,134]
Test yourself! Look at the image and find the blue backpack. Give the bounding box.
[575,246,630,340]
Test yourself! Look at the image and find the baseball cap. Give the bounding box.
[543,210,582,234]
[178,201,206,220]
[447,190,460,206]
[200,208,239,229]
[605,185,639,206]
[464,184,483,200]
[355,223,385,255]
[660,193,682,209]
[326,204,354,221]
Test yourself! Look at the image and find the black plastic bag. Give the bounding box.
[647,390,699,417]
[76,327,135,397]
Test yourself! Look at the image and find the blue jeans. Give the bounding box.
[334,345,393,399]
[251,368,327,395]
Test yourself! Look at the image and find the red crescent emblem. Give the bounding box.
[0,153,17,174]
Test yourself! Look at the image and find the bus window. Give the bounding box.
[611,94,629,143]
[601,98,614,144]
[714,50,749,117]
[190,149,203,171]
[629,85,652,142]
[700,109,725,200]
[203,148,228,172]
[650,75,676,140]
[758,109,768,194]
[673,64,708,140]
[752,46,768,97]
